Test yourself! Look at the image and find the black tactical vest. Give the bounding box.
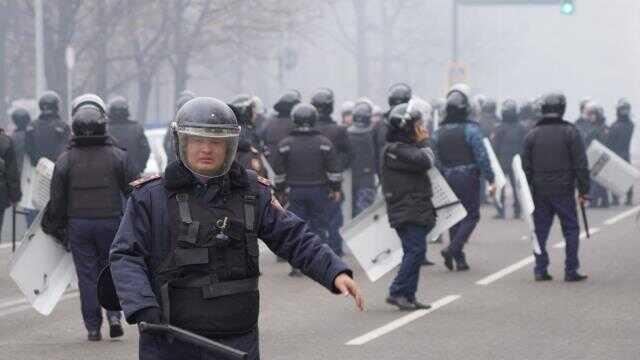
[67,147,123,218]
[436,124,475,168]
[154,173,261,337]
[348,127,376,178]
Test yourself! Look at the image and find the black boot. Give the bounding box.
[534,272,553,281]
[565,272,588,282]
[421,258,435,266]
[441,250,454,271]
[87,330,102,342]
[386,296,432,311]
[455,255,470,271]
[109,317,124,339]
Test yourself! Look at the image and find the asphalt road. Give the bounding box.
[0,202,639,360]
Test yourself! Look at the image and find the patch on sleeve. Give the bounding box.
[129,174,162,188]
[257,176,272,187]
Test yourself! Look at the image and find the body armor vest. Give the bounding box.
[437,124,475,168]
[154,173,261,337]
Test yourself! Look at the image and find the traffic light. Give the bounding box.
[560,0,575,15]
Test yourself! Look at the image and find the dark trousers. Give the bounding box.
[68,217,122,332]
[495,169,521,217]
[288,185,333,249]
[445,170,481,261]
[590,181,609,207]
[139,327,260,360]
[352,183,376,218]
[389,224,429,301]
[532,194,580,275]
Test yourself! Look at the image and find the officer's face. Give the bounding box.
[185,136,227,174]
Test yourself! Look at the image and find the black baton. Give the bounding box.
[579,201,590,240]
[11,206,17,252]
[138,322,248,360]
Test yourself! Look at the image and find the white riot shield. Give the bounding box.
[30,158,55,210]
[342,169,353,224]
[8,211,76,315]
[17,155,35,211]
[427,167,468,241]
[342,199,402,282]
[587,140,640,196]
[512,155,541,255]
[483,138,507,208]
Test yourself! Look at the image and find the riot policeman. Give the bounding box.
[109,98,363,360]
[341,100,355,126]
[492,99,526,219]
[381,103,436,310]
[43,94,137,341]
[347,101,377,217]
[107,96,151,176]
[227,94,268,177]
[608,98,635,206]
[0,126,21,237]
[9,108,31,180]
[272,103,344,273]
[164,90,196,166]
[478,98,499,138]
[432,85,496,271]
[261,90,301,161]
[522,92,589,282]
[583,102,610,208]
[25,90,71,167]
[311,88,352,256]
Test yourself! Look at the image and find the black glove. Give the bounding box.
[132,307,162,324]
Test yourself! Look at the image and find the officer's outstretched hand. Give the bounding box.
[334,273,365,311]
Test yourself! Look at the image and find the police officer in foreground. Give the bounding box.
[25,90,71,166]
[347,101,377,217]
[272,103,344,276]
[608,98,635,206]
[432,85,495,271]
[311,88,351,256]
[492,99,526,219]
[381,103,436,310]
[44,94,137,341]
[109,98,363,360]
[164,90,197,166]
[261,90,301,162]
[228,94,268,177]
[107,96,151,176]
[522,92,589,282]
[0,125,21,239]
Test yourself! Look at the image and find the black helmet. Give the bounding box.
[107,96,129,121]
[388,83,412,107]
[540,92,567,119]
[310,88,334,115]
[273,89,301,116]
[445,90,470,119]
[387,103,422,132]
[176,90,197,114]
[616,98,631,117]
[10,108,31,130]
[71,93,107,137]
[228,94,255,126]
[172,97,240,178]
[39,90,60,115]
[352,101,373,127]
[291,103,318,130]
[501,99,518,122]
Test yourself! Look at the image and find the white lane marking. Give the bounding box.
[553,227,601,249]
[475,257,534,286]
[603,206,640,226]
[0,292,79,318]
[345,295,461,346]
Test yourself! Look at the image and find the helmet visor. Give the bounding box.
[176,124,240,178]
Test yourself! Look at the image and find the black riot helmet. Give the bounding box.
[387,83,412,107]
[172,97,240,178]
[445,89,470,120]
[352,101,373,127]
[291,103,318,130]
[501,99,518,122]
[71,93,108,137]
[176,90,197,114]
[228,94,255,127]
[310,87,334,116]
[273,89,301,116]
[107,96,129,121]
[616,98,632,118]
[387,103,423,134]
[39,90,61,115]
[540,92,567,119]
[10,107,31,130]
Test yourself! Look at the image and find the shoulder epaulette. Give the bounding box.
[129,174,162,189]
[257,176,272,187]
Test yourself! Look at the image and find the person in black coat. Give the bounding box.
[381,103,436,311]
[0,127,22,238]
[107,96,151,176]
[608,98,635,206]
